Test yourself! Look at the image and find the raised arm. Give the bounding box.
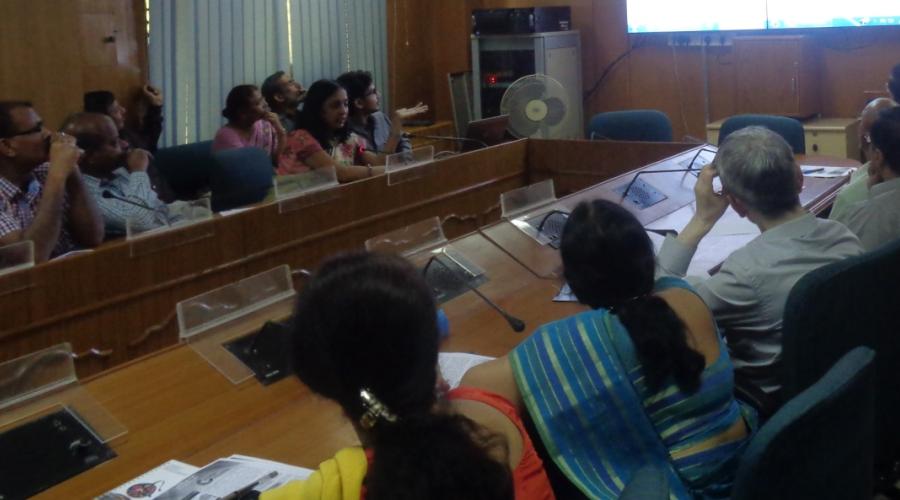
[0,135,86,261]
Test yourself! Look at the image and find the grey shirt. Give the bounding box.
[347,111,411,154]
[657,213,863,393]
[833,176,900,251]
[83,168,169,236]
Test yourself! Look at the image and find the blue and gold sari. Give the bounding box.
[510,278,754,499]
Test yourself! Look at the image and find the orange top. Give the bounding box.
[447,386,556,500]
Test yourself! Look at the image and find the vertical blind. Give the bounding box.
[149,0,388,147]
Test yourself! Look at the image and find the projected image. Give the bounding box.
[627,0,768,33]
[626,0,900,33]
[768,0,900,29]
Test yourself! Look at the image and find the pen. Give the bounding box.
[802,167,825,175]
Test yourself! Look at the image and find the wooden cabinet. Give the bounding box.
[707,117,861,161]
[734,36,820,118]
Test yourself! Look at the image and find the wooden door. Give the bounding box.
[734,36,820,118]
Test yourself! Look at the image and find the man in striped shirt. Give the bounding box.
[61,113,170,238]
[0,102,104,261]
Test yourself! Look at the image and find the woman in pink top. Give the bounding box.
[212,84,286,165]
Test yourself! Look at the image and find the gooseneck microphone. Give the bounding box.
[101,190,170,225]
[402,132,489,150]
[424,255,526,333]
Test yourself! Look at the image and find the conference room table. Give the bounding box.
[32,143,860,497]
[1,138,696,378]
[36,231,585,498]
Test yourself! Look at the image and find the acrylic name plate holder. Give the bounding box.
[177,265,296,385]
[126,198,214,258]
[500,179,570,248]
[0,343,126,498]
[273,166,340,214]
[365,217,487,305]
[384,146,435,186]
[0,240,34,296]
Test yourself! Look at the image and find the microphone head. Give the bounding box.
[102,190,114,199]
[506,315,526,333]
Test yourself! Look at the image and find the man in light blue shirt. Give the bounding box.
[62,113,171,237]
[657,127,863,394]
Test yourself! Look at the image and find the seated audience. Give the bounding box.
[890,63,900,102]
[830,98,897,221]
[832,106,900,250]
[61,113,173,237]
[657,127,863,395]
[277,80,384,182]
[84,86,164,153]
[0,102,103,261]
[261,70,306,133]
[465,199,752,498]
[336,70,428,154]
[262,252,553,500]
[84,87,172,201]
[212,84,286,164]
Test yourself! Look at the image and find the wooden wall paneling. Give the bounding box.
[0,0,146,130]
[387,0,436,121]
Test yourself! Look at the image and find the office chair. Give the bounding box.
[782,236,900,492]
[154,140,216,200]
[209,147,274,212]
[718,114,806,154]
[732,347,876,500]
[586,110,674,142]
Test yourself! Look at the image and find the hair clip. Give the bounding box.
[359,387,398,429]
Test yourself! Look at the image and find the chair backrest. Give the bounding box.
[619,466,669,500]
[209,147,274,212]
[718,114,806,154]
[732,346,876,500]
[586,110,673,142]
[782,236,900,469]
[154,140,215,200]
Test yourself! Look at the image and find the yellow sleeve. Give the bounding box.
[259,447,368,500]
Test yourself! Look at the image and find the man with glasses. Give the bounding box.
[833,106,900,250]
[0,102,103,261]
[830,98,897,222]
[261,71,306,133]
[337,70,427,155]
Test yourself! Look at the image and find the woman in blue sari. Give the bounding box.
[463,199,755,499]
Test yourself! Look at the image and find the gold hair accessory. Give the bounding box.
[359,388,398,429]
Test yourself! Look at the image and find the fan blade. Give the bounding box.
[542,97,567,127]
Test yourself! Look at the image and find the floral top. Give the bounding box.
[277,129,365,176]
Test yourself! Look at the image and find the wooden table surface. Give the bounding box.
[36,232,584,498]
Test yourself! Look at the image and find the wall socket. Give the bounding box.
[668,33,733,47]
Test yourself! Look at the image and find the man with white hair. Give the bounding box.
[658,126,863,395]
[833,106,900,250]
[830,97,897,221]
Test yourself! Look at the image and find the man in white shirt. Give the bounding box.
[61,113,170,237]
[829,98,896,222]
[657,127,863,394]
[833,106,900,250]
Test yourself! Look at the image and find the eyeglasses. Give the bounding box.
[4,123,43,138]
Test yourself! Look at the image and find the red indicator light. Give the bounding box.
[486,74,498,85]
